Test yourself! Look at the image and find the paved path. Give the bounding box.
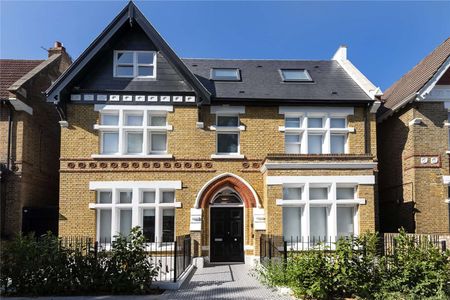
[164,263,292,300]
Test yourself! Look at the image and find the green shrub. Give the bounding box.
[0,227,158,296]
[256,231,450,300]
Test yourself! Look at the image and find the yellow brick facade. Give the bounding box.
[60,103,378,258]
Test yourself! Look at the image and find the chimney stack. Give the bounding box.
[48,41,66,58]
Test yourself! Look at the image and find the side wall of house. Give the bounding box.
[378,102,450,234]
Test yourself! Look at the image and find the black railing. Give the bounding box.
[260,234,364,266]
[59,234,192,282]
[382,233,447,256]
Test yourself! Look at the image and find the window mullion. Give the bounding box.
[303,182,310,243]
[110,189,118,241]
[118,110,124,155]
[329,182,337,242]
[131,188,139,227]
[143,112,149,155]
[324,116,331,154]
[155,189,161,242]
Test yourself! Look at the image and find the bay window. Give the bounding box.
[94,106,172,157]
[281,183,360,247]
[282,111,351,154]
[90,183,181,244]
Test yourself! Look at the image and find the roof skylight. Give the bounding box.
[280,69,312,82]
[211,68,241,81]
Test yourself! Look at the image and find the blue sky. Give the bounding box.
[1,1,449,90]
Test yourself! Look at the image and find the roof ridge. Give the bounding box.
[0,59,44,62]
[181,58,331,62]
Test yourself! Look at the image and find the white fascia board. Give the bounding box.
[210,105,245,114]
[279,106,354,116]
[332,46,382,100]
[262,162,377,172]
[267,175,375,185]
[94,104,174,112]
[443,176,450,184]
[89,181,182,190]
[419,56,450,100]
[8,98,33,115]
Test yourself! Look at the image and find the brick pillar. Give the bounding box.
[253,230,264,257]
[190,231,202,257]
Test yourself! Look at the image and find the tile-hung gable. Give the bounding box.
[48,1,382,269]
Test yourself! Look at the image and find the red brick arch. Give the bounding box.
[198,175,258,209]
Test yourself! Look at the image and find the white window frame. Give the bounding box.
[113,50,157,79]
[280,110,353,154]
[90,182,182,245]
[215,114,240,155]
[277,181,361,249]
[93,106,173,158]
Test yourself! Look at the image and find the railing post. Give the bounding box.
[183,236,186,270]
[442,240,447,252]
[94,241,98,260]
[173,240,177,283]
[268,237,272,260]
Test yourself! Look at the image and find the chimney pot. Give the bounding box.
[48,41,66,58]
[54,41,62,48]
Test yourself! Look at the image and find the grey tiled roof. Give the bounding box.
[182,58,372,102]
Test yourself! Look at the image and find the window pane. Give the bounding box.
[285,143,301,154]
[283,207,302,240]
[310,187,328,200]
[116,66,133,77]
[217,116,239,127]
[331,135,345,154]
[217,133,238,153]
[337,207,354,238]
[310,207,328,241]
[101,114,119,125]
[119,191,132,204]
[99,209,112,243]
[337,187,355,200]
[150,133,167,152]
[161,191,175,203]
[143,191,155,203]
[281,69,311,81]
[143,209,155,242]
[98,191,112,204]
[137,52,154,64]
[127,132,143,154]
[125,114,143,126]
[138,66,154,77]
[330,118,346,128]
[308,118,323,128]
[150,115,166,126]
[102,132,118,154]
[116,52,133,64]
[212,69,239,80]
[308,134,323,154]
[283,187,302,200]
[285,117,301,128]
[285,134,300,143]
[119,209,132,237]
[162,209,175,242]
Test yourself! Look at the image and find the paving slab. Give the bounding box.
[164,263,292,300]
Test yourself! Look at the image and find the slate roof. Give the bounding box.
[382,37,450,110]
[182,59,373,103]
[0,59,43,99]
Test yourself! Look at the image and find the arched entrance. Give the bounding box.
[209,188,244,262]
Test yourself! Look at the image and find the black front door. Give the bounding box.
[210,207,244,262]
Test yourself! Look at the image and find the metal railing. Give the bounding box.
[59,234,192,282]
[382,232,448,256]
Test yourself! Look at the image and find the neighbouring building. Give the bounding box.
[378,38,450,234]
[47,2,381,263]
[0,42,71,238]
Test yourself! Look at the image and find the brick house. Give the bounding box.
[0,43,71,238]
[47,2,381,262]
[378,38,450,234]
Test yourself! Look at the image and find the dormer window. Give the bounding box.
[114,51,156,78]
[280,69,312,82]
[211,68,241,81]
